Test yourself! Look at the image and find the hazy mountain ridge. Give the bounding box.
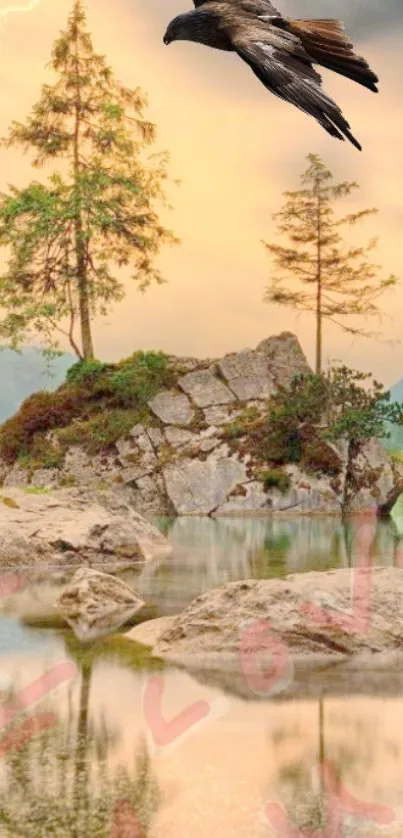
[0,348,74,423]
[383,377,403,451]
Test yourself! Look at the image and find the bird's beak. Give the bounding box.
[163,35,170,45]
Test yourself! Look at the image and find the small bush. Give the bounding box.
[0,389,84,463]
[301,439,341,476]
[0,349,172,465]
[259,414,302,465]
[222,407,262,441]
[56,409,146,454]
[107,351,173,408]
[259,468,291,494]
[66,358,109,386]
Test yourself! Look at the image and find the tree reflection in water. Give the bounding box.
[0,633,162,837]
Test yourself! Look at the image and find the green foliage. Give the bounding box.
[300,439,341,476]
[263,153,398,373]
[107,351,174,408]
[259,468,291,493]
[66,351,173,408]
[0,495,19,508]
[223,364,403,480]
[24,486,52,495]
[323,363,403,443]
[0,0,178,360]
[0,349,172,465]
[57,408,146,455]
[222,406,261,440]
[66,358,109,385]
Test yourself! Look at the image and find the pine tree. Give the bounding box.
[0,0,177,360]
[262,154,397,374]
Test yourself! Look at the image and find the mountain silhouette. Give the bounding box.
[0,347,74,423]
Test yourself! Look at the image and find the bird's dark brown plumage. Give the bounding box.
[163,1,379,150]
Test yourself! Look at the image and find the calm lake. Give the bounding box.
[1,513,403,837]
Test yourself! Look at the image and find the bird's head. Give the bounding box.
[163,13,194,45]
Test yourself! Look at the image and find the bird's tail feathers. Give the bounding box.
[288,18,379,92]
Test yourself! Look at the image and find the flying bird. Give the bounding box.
[163,1,379,150]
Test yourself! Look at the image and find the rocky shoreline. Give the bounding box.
[0,487,171,568]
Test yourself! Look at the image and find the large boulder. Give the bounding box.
[57,567,144,641]
[178,369,235,408]
[257,331,311,387]
[152,567,403,675]
[0,489,171,567]
[148,389,194,425]
[217,348,276,401]
[163,454,247,515]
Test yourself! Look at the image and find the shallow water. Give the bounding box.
[1,514,403,837]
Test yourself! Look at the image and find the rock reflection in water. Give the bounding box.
[137,515,403,614]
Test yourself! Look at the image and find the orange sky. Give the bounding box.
[0,0,402,384]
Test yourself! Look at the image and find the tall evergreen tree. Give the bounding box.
[0,0,177,360]
[263,154,397,374]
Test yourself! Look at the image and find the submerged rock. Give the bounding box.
[126,616,176,648]
[57,567,144,641]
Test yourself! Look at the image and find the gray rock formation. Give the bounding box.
[164,426,195,447]
[257,331,311,387]
[0,489,172,567]
[178,369,235,407]
[164,455,247,515]
[217,348,275,400]
[57,567,144,641]
[148,389,194,425]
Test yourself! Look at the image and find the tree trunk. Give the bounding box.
[315,182,322,375]
[73,10,94,361]
[315,281,322,375]
[75,220,94,361]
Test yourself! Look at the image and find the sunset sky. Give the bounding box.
[0,0,402,384]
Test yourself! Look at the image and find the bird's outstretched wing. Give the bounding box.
[230,21,362,149]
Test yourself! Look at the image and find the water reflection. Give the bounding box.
[1,514,403,835]
[0,632,162,837]
[0,629,402,835]
[3,515,403,626]
[137,515,403,614]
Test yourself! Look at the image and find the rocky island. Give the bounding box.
[0,332,401,520]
